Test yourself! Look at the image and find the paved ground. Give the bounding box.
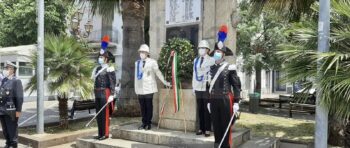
[18,100,95,127]
[0,100,94,147]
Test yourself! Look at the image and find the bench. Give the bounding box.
[69,99,95,119]
[289,93,316,118]
[260,95,291,108]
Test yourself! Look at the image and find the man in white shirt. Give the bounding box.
[134,44,171,130]
[192,40,215,137]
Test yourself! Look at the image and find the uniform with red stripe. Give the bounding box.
[92,36,116,140]
[209,41,241,148]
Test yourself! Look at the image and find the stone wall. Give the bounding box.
[149,0,238,130]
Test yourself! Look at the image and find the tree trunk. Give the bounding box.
[254,66,262,96]
[58,94,69,128]
[328,116,345,146]
[345,119,350,148]
[118,0,145,116]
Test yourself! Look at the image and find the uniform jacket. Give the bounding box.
[192,55,215,91]
[134,58,167,95]
[0,77,23,113]
[209,61,242,103]
[92,64,116,96]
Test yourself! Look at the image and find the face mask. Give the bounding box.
[2,70,9,77]
[140,53,147,60]
[98,58,105,65]
[198,48,207,56]
[213,52,223,61]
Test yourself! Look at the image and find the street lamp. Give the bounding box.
[84,20,93,36]
[71,17,79,31]
[77,9,84,21]
[70,8,93,40]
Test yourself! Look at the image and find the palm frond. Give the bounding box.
[26,34,94,100]
[76,0,120,18]
[250,0,315,21]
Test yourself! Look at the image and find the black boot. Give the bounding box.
[146,124,152,130]
[98,136,108,140]
[204,131,211,137]
[138,124,146,130]
[196,130,203,135]
[5,144,17,148]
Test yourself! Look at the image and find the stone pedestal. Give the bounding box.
[156,89,197,132]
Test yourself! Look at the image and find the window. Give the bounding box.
[19,62,33,76]
[274,70,286,92]
[166,25,199,50]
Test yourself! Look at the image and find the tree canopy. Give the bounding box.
[237,0,287,74]
[0,0,68,47]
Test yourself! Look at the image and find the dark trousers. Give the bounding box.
[195,90,211,132]
[138,93,154,125]
[95,89,113,137]
[211,94,235,148]
[0,115,18,147]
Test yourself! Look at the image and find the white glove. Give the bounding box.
[192,89,196,96]
[108,96,114,103]
[165,81,172,87]
[233,103,239,113]
[115,86,121,94]
[207,103,211,113]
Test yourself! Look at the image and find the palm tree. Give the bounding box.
[278,0,350,146]
[26,34,94,128]
[77,0,146,116]
[250,0,316,21]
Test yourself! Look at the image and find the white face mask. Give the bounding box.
[213,52,223,61]
[140,53,147,60]
[2,70,9,78]
[198,48,207,56]
[98,57,105,65]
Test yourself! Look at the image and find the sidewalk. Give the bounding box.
[18,100,94,127]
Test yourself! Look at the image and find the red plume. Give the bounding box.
[219,25,228,33]
[102,35,110,43]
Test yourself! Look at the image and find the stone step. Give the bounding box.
[48,142,76,148]
[0,138,30,148]
[238,137,278,148]
[76,136,169,148]
[111,122,250,148]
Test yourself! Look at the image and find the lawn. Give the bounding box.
[235,111,315,142]
[18,112,315,143]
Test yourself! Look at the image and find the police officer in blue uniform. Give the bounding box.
[0,61,23,148]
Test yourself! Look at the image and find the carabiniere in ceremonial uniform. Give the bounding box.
[91,36,117,140]
[0,61,23,148]
[209,42,241,148]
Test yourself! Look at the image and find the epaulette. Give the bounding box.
[228,64,237,71]
[107,66,115,72]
